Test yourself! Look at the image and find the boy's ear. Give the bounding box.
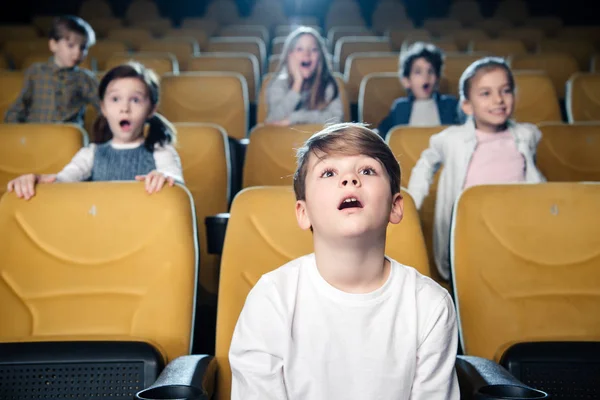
[400,77,411,90]
[295,200,312,231]
[48,39,58,53]
[389,192,404,225]
[461,99,473,116]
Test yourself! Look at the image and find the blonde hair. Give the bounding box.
[275,26,339,110]
[293,123,401,201]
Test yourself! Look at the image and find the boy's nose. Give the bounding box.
[341,178,360,187]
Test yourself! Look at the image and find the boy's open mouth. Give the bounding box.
[422,83,431,91]
[338,196,363,210]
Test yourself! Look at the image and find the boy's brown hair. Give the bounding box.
[49,15,96,48]
[293,123,401,201]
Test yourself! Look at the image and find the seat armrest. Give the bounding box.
[456,355,549,400]
[205,213,230,255]
[136,355,217,400]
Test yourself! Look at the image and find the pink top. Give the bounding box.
[463,129,526,189]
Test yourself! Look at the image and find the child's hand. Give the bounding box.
[7,174,57,200]
[290,60,304,92]
[135,170,175,194]
[269,119,291,127]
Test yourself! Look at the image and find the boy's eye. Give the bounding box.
[360,167,376,175]
[132,97,140,103]
[321,169,335,178]
[111,96,119,102]
[503,88,512,94]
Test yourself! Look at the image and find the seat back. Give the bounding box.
[188,53,260,102]
[165,28,209,49]
[107,28,154,51]
[0,182,198,362]
[498,27,545,52]
[537,122,600,182]
[387,126,448,283]
[88,40,128,71]
[160,72,249,140]
[215,186,428,399]
[344,52,398,104]
[175,123,230,295]
[105,52,179,75]
[509,53,579,98]
[469,39,527,58]
[451,183,600,361]
[3,39,49,69]
[0,124,87,198]
[207,37,266,76]
[443,52,490,97]
[242,124,322,188]
[513,71,562,123]
[538,39,595,71]
[256,72,350,124]
[358,72,405,128]
[139,38,200,70]
[0,71,26,120]
[333,36,392,73]
[566,72,600,122]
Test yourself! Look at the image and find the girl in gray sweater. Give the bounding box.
[266,27,343,126]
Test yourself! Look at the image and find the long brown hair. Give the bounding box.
[275,26,339,110]
[92,62,176,151]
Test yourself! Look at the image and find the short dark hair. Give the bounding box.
[49,15,96,48]
[293,123,401,201]
[459,57,515,101]
[399,41,444,78]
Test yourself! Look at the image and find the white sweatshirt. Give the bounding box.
[229,253,460,400]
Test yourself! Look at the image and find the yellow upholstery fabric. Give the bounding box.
[344,52,398,103]
[107,28,153,51]
[188,53,260,102]
[139,38,200,71]
[509,53,579,98]
[207,37,266,76]
[105,52,179,75]
[387,126,449,285]
[537,122,600,182]
[175,123,230,295]
[333,36,392,73]
[165,29,209,49]
[566,73,600,122]
[215,186,428,399]
[0,182,198,362]
[469,39,527,57]
[88,40,128,71]
[358,72,405,128]
[0,123,86,198]
[3,39,49,69]
[498,28,545,52]
[218,25,270,46]
[256,72,350,124]
[160,72,249,140]
[451,183,600,361]
[513,71,562,123]
[538,39,595,71]
[0,71,26,121]
[242,124,323,188]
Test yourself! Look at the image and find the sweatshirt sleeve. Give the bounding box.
[55,145,95,182]
[265,76,302,123]
[407,130,446,209]
[153,144,184,183]
[229,276,289,400]
[410,291,460,400]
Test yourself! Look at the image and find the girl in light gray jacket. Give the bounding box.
[407,57,545,281]
[266,26,343,126]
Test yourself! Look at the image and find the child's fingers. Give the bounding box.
[167,177,175,186]
[151,175,166,193]
[135,175,146,181]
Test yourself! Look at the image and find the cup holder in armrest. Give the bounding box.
[136,384,204,399]
[475,384,550,399]
[205,213,230,255]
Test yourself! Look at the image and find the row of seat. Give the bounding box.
[2,179,597,398]
[1,121,598,291]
